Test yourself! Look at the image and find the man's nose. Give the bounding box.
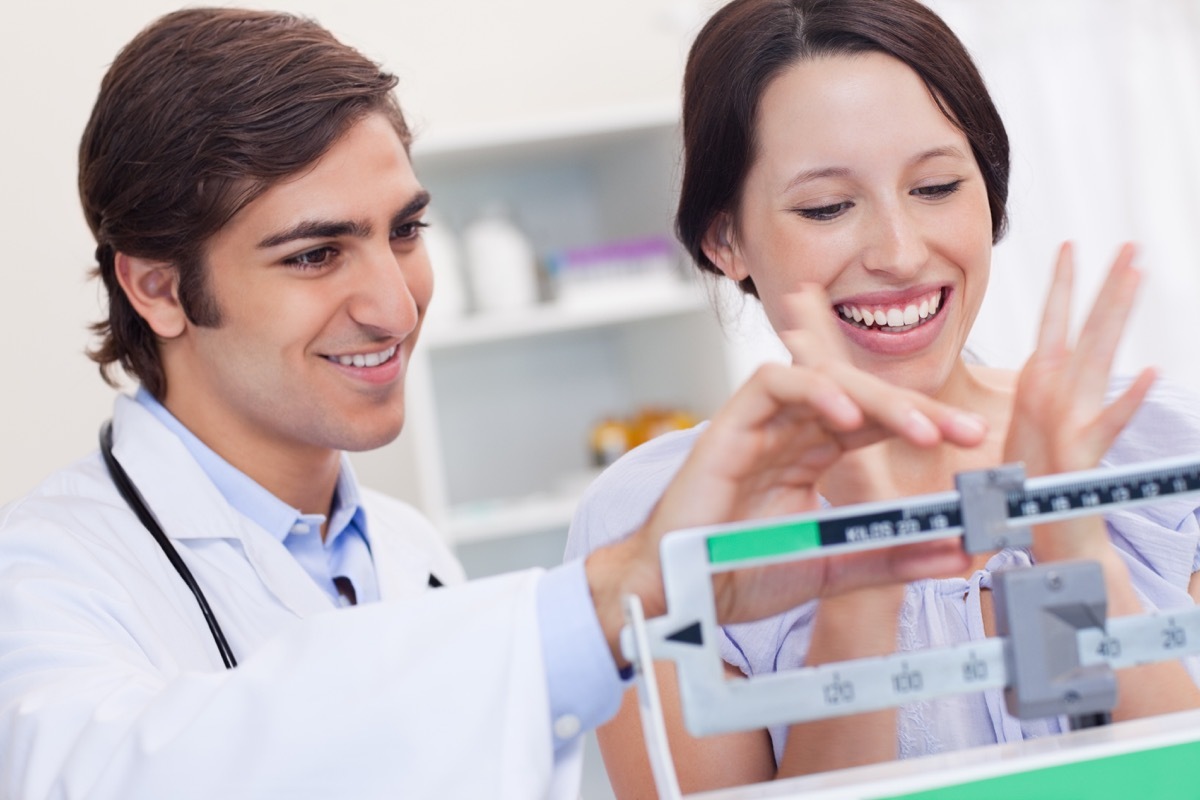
[346,242,420,336]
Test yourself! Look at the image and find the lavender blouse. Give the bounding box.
[564,379,1200,763]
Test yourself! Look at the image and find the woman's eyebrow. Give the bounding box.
[784,166,852,193]
[909,145,969,166]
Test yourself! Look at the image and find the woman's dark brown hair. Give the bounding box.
[676,0,1010,296]
[80,7,410,397]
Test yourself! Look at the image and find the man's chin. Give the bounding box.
[336,414,406,453]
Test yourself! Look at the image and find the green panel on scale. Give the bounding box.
[883,739,1200,799]
[706,520,821,564]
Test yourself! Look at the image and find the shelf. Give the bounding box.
[401,105,737,548]
[423,281,711,350]
[445,491,585,544]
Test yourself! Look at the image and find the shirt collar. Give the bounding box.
[134,387,366,546]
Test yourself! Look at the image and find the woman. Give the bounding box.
[565,0,1200,794]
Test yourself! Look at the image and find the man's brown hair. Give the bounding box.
[80,7,411,397]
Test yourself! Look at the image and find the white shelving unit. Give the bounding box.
[405,106,747,546]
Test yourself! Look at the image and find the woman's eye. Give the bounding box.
[393,220,430,241]
[284,247,335,269]
[797,201,853,221]
[913,180,962,199]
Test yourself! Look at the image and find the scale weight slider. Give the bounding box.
[993,561,1117,721]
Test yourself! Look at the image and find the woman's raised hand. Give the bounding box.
[1003,242,1157,563]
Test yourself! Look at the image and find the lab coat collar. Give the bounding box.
[366,492,447,602]
[111,394,250,543]
[108,394,333,616]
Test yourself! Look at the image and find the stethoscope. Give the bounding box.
[99,420,445,672]
[100,421,239,669]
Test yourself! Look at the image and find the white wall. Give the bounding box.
[3,0,1199,506]
[0,0,718,504]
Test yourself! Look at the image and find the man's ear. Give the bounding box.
[700,212,750,282]
[114,252,187,339]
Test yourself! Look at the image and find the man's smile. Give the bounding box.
[322,344,399,368]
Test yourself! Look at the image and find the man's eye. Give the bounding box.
[393,220,430,241]
[797,201,853,221]
[284,247,335,268]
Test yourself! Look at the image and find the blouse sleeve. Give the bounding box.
[1101,376,1200,602]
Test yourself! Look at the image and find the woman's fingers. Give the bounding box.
[1088,366,1157,451]
[1007,241,1154,476]
[776,283,855,367]
[1069,243,1142,400]
[1036,242,1075,353]
[773,283,987,449]
[820,360,988,447]
[736,358,987,453]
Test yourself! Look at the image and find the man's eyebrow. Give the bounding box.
[392,190,432,228]
[257,190,432,249]
[258,220,366,249]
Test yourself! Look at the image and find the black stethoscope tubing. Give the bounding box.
[99,421,237,669]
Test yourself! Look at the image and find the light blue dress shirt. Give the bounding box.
[135,388,378,606]
[135,389,624,753]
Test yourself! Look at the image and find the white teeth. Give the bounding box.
[332,345,397,368]
[835,290,944,331]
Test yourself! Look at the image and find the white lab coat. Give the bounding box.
[0,396,575,799]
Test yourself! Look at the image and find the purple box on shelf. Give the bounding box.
[546,235,685,309]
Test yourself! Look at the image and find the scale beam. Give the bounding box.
[620,456,1200,800]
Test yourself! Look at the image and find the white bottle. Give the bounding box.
[462,206,539,314]
[421,211,467,330]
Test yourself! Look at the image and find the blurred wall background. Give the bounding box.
[2,0,1198,502]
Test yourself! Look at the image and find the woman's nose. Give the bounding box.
[860,204,929,279]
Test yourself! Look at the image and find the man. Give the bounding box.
[0,8,980,798]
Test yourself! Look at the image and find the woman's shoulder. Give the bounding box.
[1106,375,1200,467]
[563,423,706,560]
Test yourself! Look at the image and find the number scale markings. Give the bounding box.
[705,607,1200,726]
[705,455,1200,571]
